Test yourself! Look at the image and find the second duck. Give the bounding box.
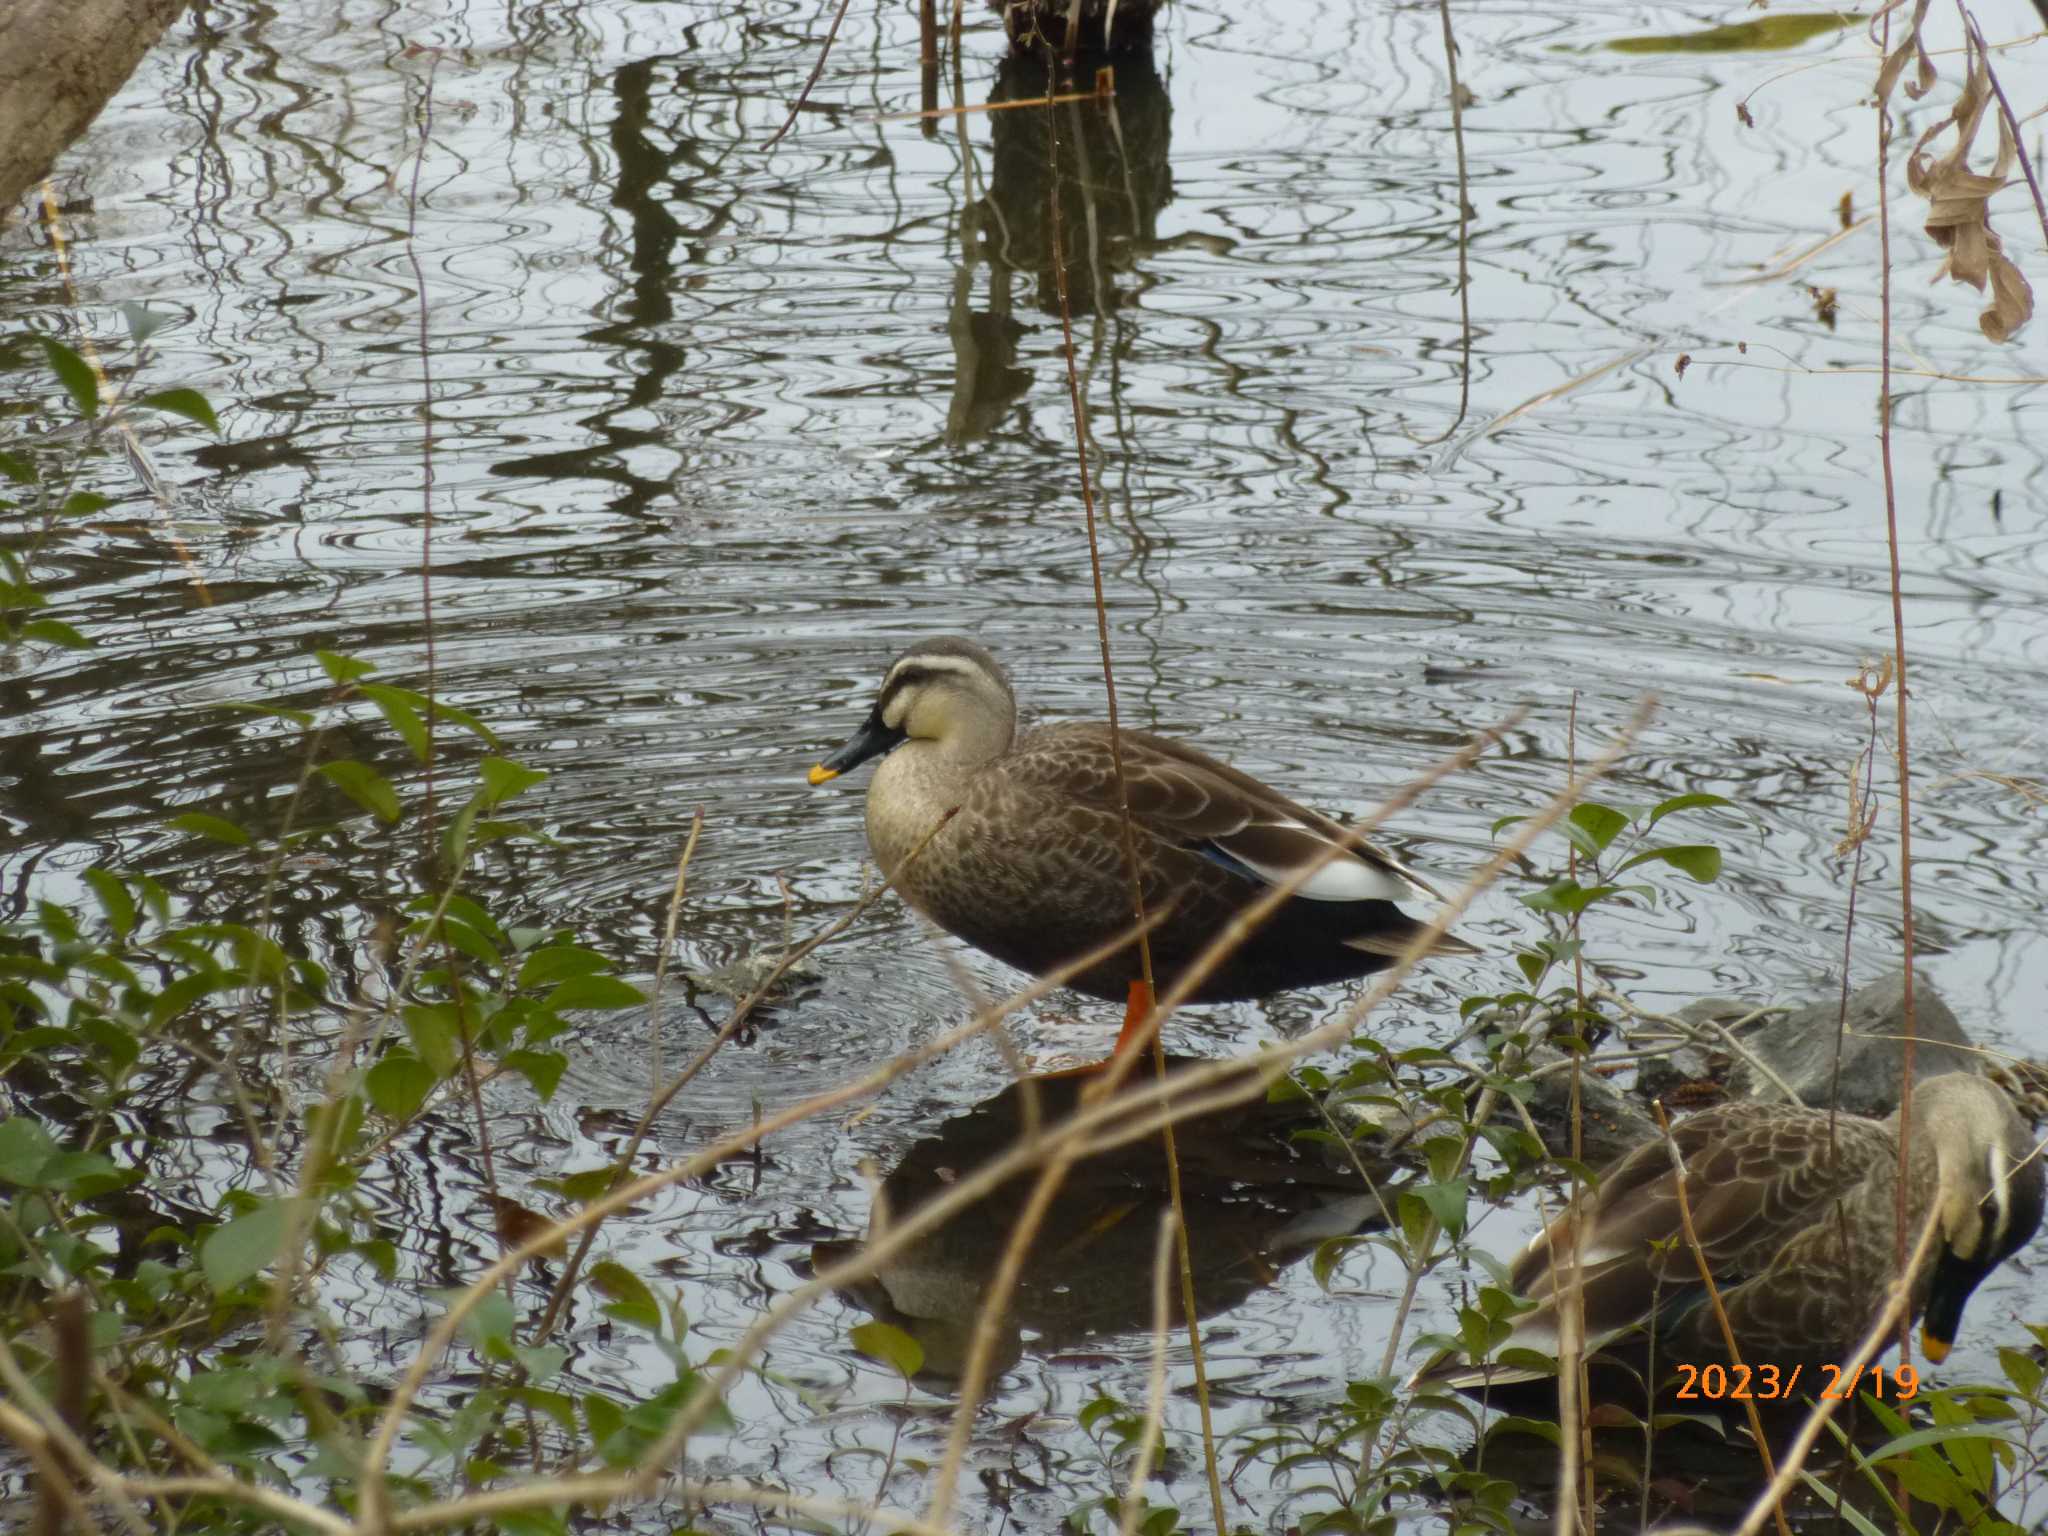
[807,637,1474,1007]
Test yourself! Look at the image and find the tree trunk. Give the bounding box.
[0,0,190,212]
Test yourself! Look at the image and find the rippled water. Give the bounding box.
[5,0,2047,1526]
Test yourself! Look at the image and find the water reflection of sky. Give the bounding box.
[3,0,2046,1525]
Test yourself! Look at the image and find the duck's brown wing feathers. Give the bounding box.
[1010,723,1443,905]
[1507,1105,1891,1356]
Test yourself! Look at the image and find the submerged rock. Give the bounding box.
[1726,970,1977,1115]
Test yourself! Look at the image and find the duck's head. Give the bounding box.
[1915,1074,2045,1363]
[808,637,1015,785]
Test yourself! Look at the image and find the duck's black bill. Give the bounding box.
[1920,1246,1996,1364]
[807,711,907,786]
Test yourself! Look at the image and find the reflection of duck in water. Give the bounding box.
[807,638,1474,1052]
[979,47,1172,317]
[1412,1073,2045,1395]
[991,0,1166,56]
[814,1060,1386,1378]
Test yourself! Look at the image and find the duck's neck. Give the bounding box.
[866,706,1011,877]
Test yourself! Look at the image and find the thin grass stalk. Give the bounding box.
[1954,2,2048,245]
[1831,663,1888,1141]
[1557,691,1592,1536]
[1650,1102,1794,1536]
[1118,1212,1180,1536]
[1874,0,1922,1367]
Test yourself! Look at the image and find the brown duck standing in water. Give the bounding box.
[807,637,1474,1047]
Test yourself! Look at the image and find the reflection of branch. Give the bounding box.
[764,0,857,150]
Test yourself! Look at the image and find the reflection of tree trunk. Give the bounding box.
[0,0,189,211]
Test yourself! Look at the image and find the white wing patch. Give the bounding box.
[1225,818,1434,903]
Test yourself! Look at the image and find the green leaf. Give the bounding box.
[318,760,402,823]
[429,697,500,748]
[402,1004,464,1076]
[583,1394,625,1457]
[1489,813,1527,838]
[360,684,430,761]
[1415,1179,1470,1237]
[1568,802,1629,853]
[365,1051,437,1120]
[590,1261,661,1334]
[121,302,174,347]
[477,757,547,809]
[40,338,98,419]
[516,946,610,988]
[84,868,137,941]
[314,650,375,685]
[0,1118,60,1184]
[851,1320,925,1380]
[168,811,251,846]
[1616,844,1722,882]
[452,1290,518,1359]
[1792,1472,1887,1536]
[61,491,111,517]
[544,974,644,1011]
[138,388,220,433]
[0,450,33,485]
[20,619,89,649]
[1518,879,1622,915]
[201,1199,303,1291]
[1645,792,1734,830]
[502,1049,566,1100]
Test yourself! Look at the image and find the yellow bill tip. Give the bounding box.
[807,763,839,787]
[1920,1328,1952,1364]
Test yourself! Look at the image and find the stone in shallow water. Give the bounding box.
[1727,969,1977,1116]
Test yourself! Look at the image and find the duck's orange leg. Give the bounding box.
[1110,977,1156,1061]
[1037,978,1158,1080]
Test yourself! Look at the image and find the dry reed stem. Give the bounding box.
[1038,66,1224,1536]
[618,703,1630,1517]
[138,710,1631,1535]
[873,76,1112,123]
[1727,1213,1944,1536]
[0,1343,157,1536]
[1651,1102,1794,1536]
[1116,1211,1180,1536]
[363,913,1157,1482]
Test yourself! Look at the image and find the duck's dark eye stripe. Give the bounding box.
[878,667,935,712]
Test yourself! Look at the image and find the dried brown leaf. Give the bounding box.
[1900,21,2034,341]
[1871,0,1936,107]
